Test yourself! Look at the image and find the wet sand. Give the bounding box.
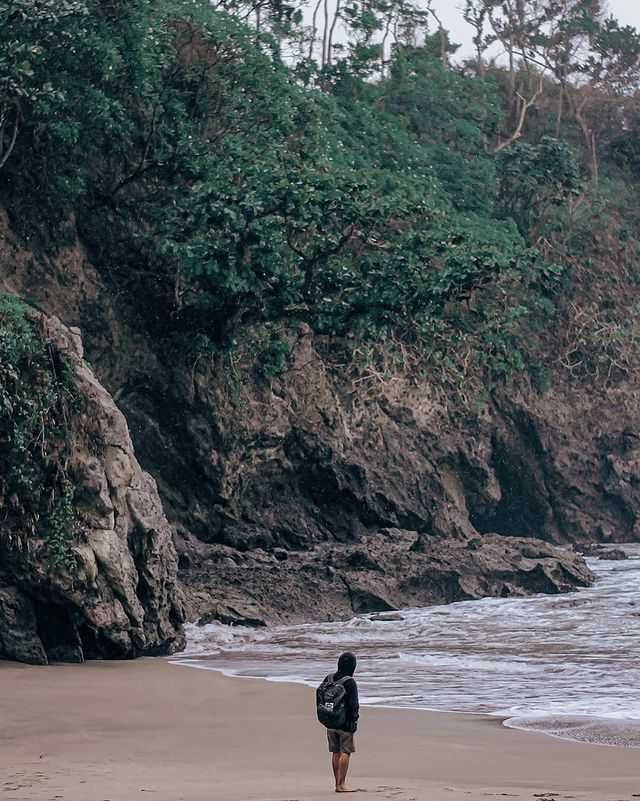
[1,658,638,801]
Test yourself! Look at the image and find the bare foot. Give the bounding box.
[336,788,360,793]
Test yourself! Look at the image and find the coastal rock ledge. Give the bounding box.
[0,315,184,664]
[184,529,593,628]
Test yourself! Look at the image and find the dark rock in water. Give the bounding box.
[370,613,405,622]
[180,528,593,626]
[198,597,267,628]
[580,544,628,560]
[199,611,267,628]
[346,585,396,615]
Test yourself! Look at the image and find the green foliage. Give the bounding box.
[0,294,77,568]
[0,0,171,219]
[384,46,501,212]
[149,16,532,344]
[609,131,640,180]
[497,137,582,241]
[42,480,77,570]
[6,0,630,400]
[0,0,88,172]
[259,335,292,379]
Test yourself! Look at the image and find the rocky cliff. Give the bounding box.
[0,302,184,663]
[2,211,639,656]
[122,322,630,625]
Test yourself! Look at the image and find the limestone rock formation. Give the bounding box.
[0,314,184,664]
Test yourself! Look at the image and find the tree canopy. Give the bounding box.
[1,0,638,385]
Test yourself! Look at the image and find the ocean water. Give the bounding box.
[172,544,640,747]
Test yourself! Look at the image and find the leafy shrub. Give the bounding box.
[0,295,77,567]
[259,336,292,379]
[497,137,582,241]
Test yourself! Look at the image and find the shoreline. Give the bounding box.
[170,656,640,749]
[171,655,502,717]
[2,658,640,801]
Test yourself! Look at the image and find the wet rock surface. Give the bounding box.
[0,582,47,664]
[579,543,628,560]
[180,530,593,626]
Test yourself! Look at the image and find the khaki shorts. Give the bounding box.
[327,729,355,754]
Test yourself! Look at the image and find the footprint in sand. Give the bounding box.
[375,787,408,798]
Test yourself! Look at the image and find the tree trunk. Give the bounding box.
[0,102,19,171]
[570,91,599,184]
[308,0,323,62]
[555,87,564,137]
[381,13,392,75]
[327,0,342,66]
[321,0,329,68]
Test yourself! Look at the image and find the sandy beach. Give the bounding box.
[1,659,638,801]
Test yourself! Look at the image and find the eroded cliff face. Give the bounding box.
[122,324,628,625]
[2,213,638,649]
[0,311,184,663]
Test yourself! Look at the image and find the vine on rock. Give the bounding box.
[0,294,78,569]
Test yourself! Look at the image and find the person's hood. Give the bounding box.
[337,651,357,676]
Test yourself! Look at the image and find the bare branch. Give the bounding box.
[495,74,544,152]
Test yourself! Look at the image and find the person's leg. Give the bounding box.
[337,752,361,792]
[328,731,341,790]
[335,732,357,792]
[338,753,350,789]
[332,752,341,789]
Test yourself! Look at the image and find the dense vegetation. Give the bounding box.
[0,295,77,568]
[1,0,639,390]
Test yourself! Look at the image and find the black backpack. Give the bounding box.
[316,674,349,730]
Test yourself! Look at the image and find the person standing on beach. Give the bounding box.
[316,652,360,793]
